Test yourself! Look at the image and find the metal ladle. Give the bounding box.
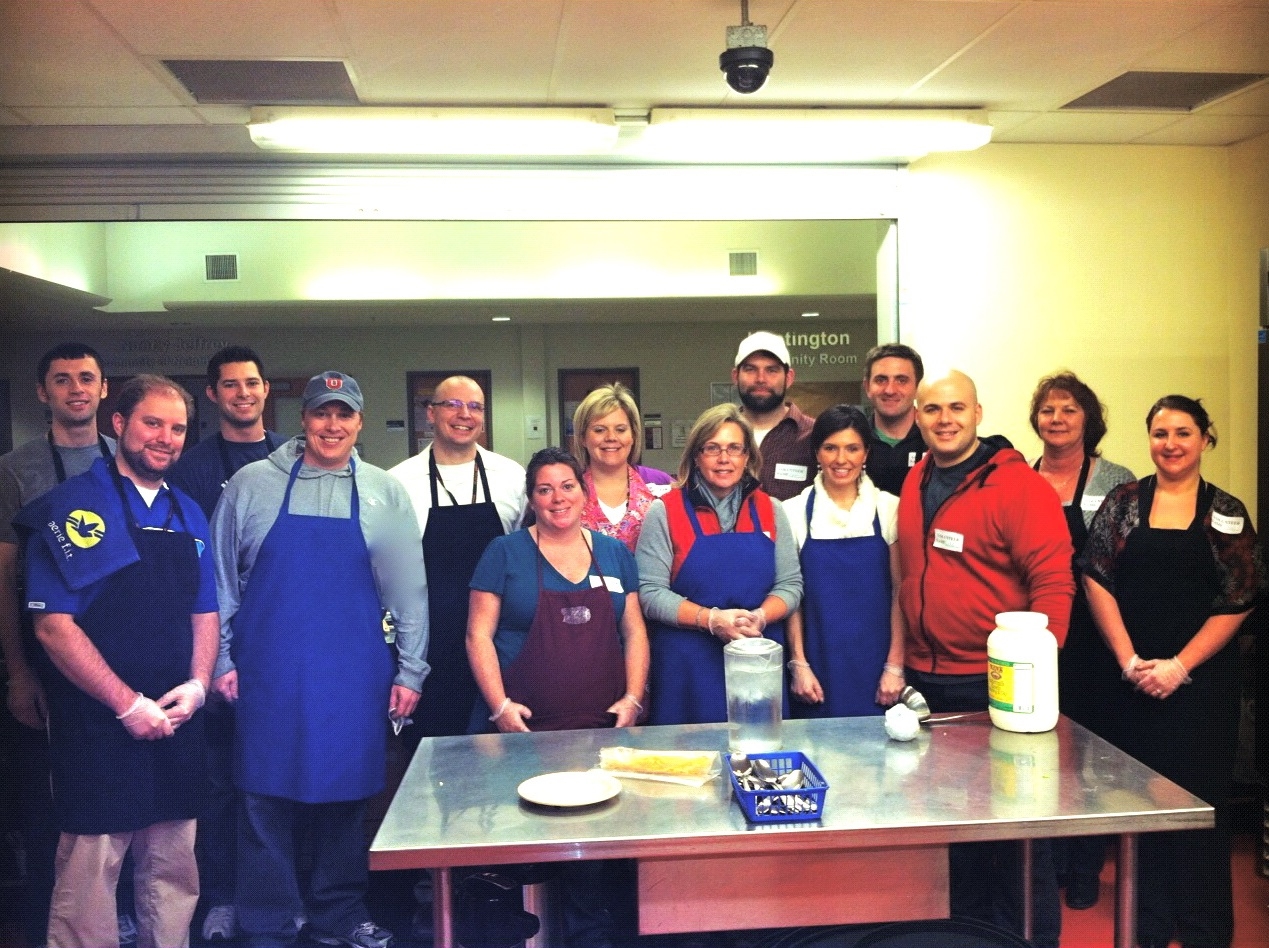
[898,685,989,726]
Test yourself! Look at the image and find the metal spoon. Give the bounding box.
[750,758,781,788]
[898,686,988,725]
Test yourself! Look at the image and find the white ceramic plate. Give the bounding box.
[517,771,622,808]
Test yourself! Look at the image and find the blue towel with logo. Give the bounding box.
[13,457,143,591]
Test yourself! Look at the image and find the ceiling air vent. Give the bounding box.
[205,254,239,282]
[1062,71,1267,111]
[730,251,759,276]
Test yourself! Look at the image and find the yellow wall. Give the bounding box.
[904,137,1269,512]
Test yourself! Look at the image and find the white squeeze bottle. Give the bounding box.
[987,611,1059,733]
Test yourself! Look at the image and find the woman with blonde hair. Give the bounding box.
[571,383,672,552]
[635,404,802,724]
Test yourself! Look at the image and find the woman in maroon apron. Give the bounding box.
[1083,395,1263,948]
[466,447,649,945]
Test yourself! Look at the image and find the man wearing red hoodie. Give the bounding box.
[897,368,1073,948]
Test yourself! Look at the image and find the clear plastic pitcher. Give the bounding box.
[724,637,783,753]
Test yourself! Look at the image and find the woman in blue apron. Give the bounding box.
[1084,395,1263,948]
[782,406,904,718]
[635,404,803,726]
[466,447,648,946]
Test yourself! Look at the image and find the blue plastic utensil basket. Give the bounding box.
[729,751,828,824]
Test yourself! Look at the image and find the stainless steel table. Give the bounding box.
[371,716,1212,948]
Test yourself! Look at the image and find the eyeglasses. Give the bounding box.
[699,443,748,458]
[431,399,485,413]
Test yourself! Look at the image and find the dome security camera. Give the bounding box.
[720,44,774,94]
[720,6,772,94]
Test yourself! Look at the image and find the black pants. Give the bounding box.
[1136,798,1233,948]
[906,670,1062,948]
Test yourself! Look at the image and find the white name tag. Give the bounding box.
[27,600,45,610]
[933,529,964,553]
[589,575,625,593]
[1080,494,1105,513]
[774,463,808,482]
[908,452,918,467]
[648,483,672,498]
[1211,511,1244,535]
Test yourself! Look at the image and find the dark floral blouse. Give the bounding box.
[1082,475,1265,614]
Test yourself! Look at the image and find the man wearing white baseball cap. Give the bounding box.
[732,331,817,501]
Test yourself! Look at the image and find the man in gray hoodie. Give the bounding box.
[211,371,427,948]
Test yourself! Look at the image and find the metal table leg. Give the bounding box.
[1115,834,1137,948]
[523,880,554,948]
[431,867,454,948]
[1020,837,1033,942]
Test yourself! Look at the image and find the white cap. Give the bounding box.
[734,330,791,368]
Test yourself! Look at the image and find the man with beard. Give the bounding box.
[0,343,114,947]
[169,345,282,942]
[16,374,218,948]
[861,343,928,495]
[732,331,816,501]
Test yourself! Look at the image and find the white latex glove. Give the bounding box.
[157,679,206,727]
[708,608,760,641]
[1135,656,1191,700]
[735,606,767,635]
[118,695,175,740]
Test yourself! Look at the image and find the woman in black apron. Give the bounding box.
[467,447,649,946]
[1028,372,1134,909]
[1083,395,1263,948]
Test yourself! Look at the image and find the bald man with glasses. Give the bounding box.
[390,376,526,738]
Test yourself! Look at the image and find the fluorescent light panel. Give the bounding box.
[249,107,620,156]
[248,107,991,163]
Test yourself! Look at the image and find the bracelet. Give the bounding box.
[787,660,811,671]
[1121,654,1141,680]
[488,697,511,721]
[883,663,905,677]
[693,605,707,630]
[115,692,145,720]
[623,693,644,714]
[1171,656,1193,684]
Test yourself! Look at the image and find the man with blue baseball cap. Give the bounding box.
[211,371,428,948]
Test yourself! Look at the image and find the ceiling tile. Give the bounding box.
[88,0,348,59]
[0,124,257,158]
[1201,79,1269,116]
[0,107,27,125]
[337,0,568,102]
[1132,112,1269,145]
[0,0,186,108]
[992,110,1184,144]
[1136,9,1269,72]
[916,1,1218,110]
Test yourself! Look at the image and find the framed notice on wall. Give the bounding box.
[557,367,640,451]
[406,370,493,456]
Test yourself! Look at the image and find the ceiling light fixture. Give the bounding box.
[248,106,620,155]
[720,0,773,94]
[630,109,993,164]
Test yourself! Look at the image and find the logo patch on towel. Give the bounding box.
[65,509,106,549]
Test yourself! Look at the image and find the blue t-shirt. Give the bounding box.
[26,478,218,617]
[168,431,283,520]
[470,528,639,668]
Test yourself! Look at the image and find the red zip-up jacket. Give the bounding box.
[897,440,1074,675]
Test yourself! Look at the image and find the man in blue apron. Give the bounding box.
[211,371,427,948]
[389,375,525,739]
[0,343,115,948]
[16,374,219,948]
[169,344,282,942]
